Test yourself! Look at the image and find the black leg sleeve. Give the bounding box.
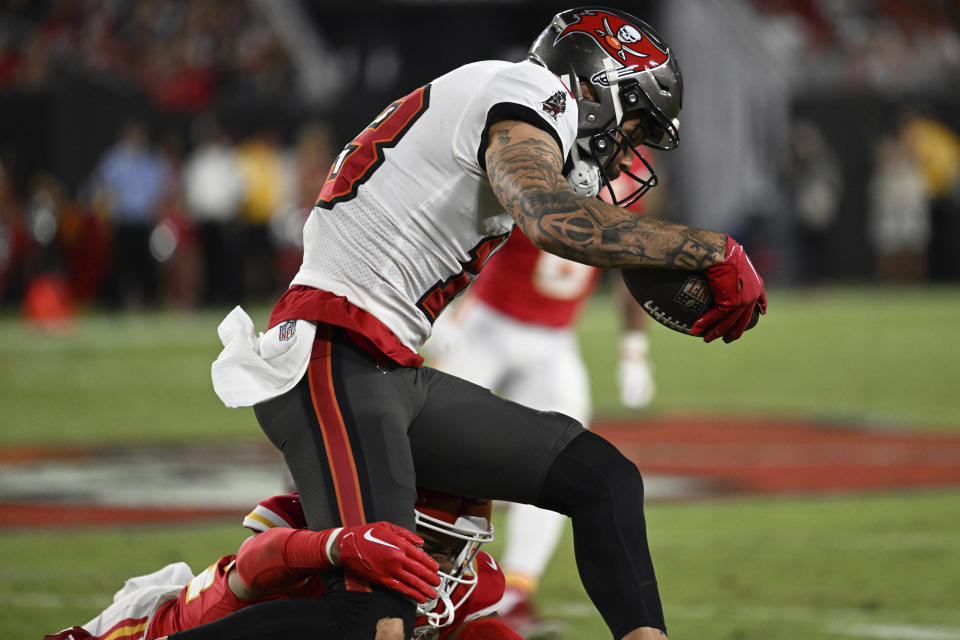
[537,431,666,636]
[167,589,415,640]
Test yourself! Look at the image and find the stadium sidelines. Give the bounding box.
[2,415,959,529]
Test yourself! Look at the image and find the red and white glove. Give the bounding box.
[690,234,767,344]
[334,522,441,602]
[237,522,440,603]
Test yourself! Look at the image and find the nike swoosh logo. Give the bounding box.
[486,555,498,570]
[364,528,399,550]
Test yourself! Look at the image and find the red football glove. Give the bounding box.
[690,234,767,343]
[237,522,440,603]
[334,522,441,603]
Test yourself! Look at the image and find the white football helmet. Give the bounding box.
[414,490,494,629]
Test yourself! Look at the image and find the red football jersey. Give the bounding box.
[147,555,325,638]
[413,550,506,640]
[470,230,600,329]
[52,492,504,640]
[148,550,501,640]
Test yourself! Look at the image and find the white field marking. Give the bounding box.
[541,602,960,632]
[4,592,112,608]
[661,603,881,623]
[541,601,869,621]
[0,457,287,509]
[829,623,960,639]
[540,601,595,617]
[830,532,959,551]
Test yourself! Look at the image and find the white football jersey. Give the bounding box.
[81,562,194,639]
[292,59,578,351]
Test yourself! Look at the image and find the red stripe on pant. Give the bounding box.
[308,325,371,592]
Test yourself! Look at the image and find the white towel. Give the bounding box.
[211,306,316,408]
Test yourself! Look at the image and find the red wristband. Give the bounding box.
[235,527,336,592]
[281,528,338,574]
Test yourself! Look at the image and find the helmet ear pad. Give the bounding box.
[564,149,602,198]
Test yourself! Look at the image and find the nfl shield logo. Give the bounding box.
[674,275,712,313]
[278,320,297,341]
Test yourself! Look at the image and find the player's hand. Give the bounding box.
[335,522,441,603]
[690,234,767,344]
[618,332,655,408]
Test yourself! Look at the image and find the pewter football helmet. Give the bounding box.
[530,7,683,205]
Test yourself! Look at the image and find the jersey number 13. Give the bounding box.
[316,85,431,209]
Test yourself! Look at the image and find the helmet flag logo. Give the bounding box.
[557,10,668,72]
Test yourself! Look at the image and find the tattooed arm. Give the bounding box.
[484,119,725,270]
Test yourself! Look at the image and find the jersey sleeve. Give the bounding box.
[147,556,253,637]
[242,492,306,533]
[457,61,579,175]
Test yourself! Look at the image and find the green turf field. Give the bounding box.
[578,284,960,429]
[4,493,958,640]
[2,284,960,639]
[2,285,959,447]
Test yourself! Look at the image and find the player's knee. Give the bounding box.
[537,431,644,516]
[374,617,405,640]
[327,587,416,639]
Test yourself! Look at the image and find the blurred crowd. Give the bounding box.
[757,1,960,283]
[0,117,335,320]
[790,109,960,285]
[2,0,960,325]
[0,0,293,111]
[0,0,329,322]
[751,0,960,91]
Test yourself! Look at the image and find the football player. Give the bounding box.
[45,491,520,640]
[244,491,519,640]
[206,7,766,640]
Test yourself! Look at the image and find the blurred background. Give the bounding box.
[2,0,960,317]
[2,2,960,640]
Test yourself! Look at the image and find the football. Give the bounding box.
[620,268,760,337]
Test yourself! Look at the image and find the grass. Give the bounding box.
[2,285,959,447]
[2,284,960,639]
[7,492,959,640]
[581,284,960,429]
[1,522,249,639]
[538,490,960,639]
[0,306,273,446]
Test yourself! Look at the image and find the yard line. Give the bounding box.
[829,623,960,639]
[832,532,960,551]
[543,601,960,634]
[4,592,112,608]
